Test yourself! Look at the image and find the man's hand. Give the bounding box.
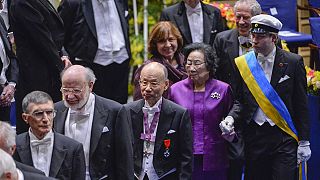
[297,141,311,165]
[0,84,15,107]
[61,56,72,68]
[219,116,235,142]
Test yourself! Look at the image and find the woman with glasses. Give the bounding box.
[169,43,234,180]
[133,21,187,100]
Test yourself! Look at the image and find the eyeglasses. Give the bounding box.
[185,60,205,67]
[29,110,57,119]
[139,80,162,88]
[60,87,83,95]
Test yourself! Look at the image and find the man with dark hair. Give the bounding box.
[14,91,86,179]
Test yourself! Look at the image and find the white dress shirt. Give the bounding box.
[65,93,95,180]
[139,98,163,180]
[253,46,276,126]
[29,129,54,176]
[91,0,128,66]
[185,3,203,43]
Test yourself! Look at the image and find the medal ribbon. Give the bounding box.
[140,104,161,142]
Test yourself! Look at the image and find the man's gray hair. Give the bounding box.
[0,149,17,178]
[22,91,53,113]
[234,0,262,16]
[0,122,16,154]
[60,65,97,83]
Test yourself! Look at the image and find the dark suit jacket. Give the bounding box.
[122,98,193,180]
[9,0,64,101]
[160,1,226,47]
[14,132,86,180]
[0,15,18,93]
[22,171,57,180]
[15,161,45,175]
[229,47,310,141]
[53,95,133,180]
[57,0,131,62]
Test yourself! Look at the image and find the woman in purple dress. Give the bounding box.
[169,43,233,180]
[133,21,187,100]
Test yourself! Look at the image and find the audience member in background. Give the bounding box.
[0,149,57,180]
[0,121,47,176]
[0,0,18,122]
[169,43,235,180]
[133,21,187,100]
[54,65,133,180]
[223,14,311,180]
[160,0,226,47]
[213,1,262,179]
[10,0,71,134]
[123,62,193,180]
[13,91,86,180]
[58,0,131,104]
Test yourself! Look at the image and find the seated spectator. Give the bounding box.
[169,43,237,180]
[13,91,86,180]
[133,21,187,100]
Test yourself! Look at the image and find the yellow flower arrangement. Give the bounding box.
[305,66,320,96]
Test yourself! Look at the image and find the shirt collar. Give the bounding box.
[28,128,53,141]
[70,93,95,115]
[185,2,202,15]
[144,97,163,109]
[257,46,276,63]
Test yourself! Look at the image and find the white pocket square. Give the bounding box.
[125,11,128,17]
[102,126,109,133]
[278,75,290,83]
[167,130,176,134]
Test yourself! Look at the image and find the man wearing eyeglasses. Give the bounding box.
[13,90,86,179]
[53,65,133,180]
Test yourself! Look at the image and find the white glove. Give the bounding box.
[297,140,311,165]
[219,116,235,142]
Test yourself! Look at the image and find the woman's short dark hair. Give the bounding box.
[148,21,183,56]
[182,43,217,78]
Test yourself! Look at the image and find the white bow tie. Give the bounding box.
[187,7,201,16]
[30,138,51,147]
[142,106,160,114]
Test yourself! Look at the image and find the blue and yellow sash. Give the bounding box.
[235,51,306,180]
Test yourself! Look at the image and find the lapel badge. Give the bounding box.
[279,63,283,67]
[210,92,221,99]
[163,139,171,158]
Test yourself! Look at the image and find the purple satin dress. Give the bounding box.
[169,78,233,180]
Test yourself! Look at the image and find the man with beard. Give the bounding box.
[53,65,133,180]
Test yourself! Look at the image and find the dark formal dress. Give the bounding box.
[160,1,226,47]
[122,98,193,180]
[14,132,86,180]
[10,0,65,133]
[54,94,133,180]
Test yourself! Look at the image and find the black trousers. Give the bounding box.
[244,122,298,180]
[74,60,130,104]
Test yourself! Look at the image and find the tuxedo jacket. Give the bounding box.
[160,1,226,47]
[9,0,64,99]
[122,98,193,180]
[15,161,45,175]
[54,95,134,180]
[57,0,131,62]
[0,16,18,93]
[14,132,86,180]
[229,47,310,141]
[22,171,57,180]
